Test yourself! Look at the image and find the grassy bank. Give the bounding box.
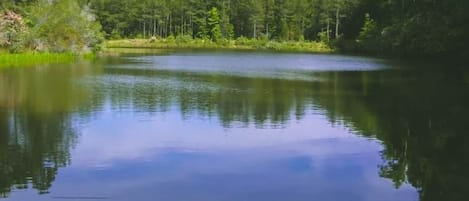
[0,52,94,67]
[104,37,333,53]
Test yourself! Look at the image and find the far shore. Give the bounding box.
[104,38,334,54]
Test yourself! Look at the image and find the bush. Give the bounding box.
[175,35,192,44]
[110,30,122,40]
[235,36,250,46]
[0,10,28,53]
[356,13,380,53]
[166,34,175,43]
[27,0,104,53]
[149,36,156,43]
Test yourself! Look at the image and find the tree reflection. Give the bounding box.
[0,111,76,196]
[308,70,469,201]
[0,64,98,196]
[102,66,469,201]
[102,67,315,127]
[1,59,468,201]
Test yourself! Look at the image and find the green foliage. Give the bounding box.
[5,0,469,57]
[317,31,329,43]
[1,0,104,54]
[356,13,380,53]
[110,29,122,40]
[28,0,103,53]
[166,34,176,43]
[352,0,469,57]
[0,10,28,53]
[226,23,235,39]
[196,17,208,39]
[207,7,222,42]
[175,35,193,44]
[0,53,82,67]
[88,0,360,42]
[278,19,289,41]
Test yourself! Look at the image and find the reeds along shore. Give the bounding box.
[0,53,94,67]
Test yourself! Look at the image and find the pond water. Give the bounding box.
[0,51,468,201]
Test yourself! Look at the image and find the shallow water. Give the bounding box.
[1,51,468,201]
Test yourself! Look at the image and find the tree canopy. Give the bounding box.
[0,0,103,53]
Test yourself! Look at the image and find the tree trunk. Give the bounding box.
[165,15,169,37]
[253,19,257,38]
[327,19,330,42]
[153,14,156,36]
[182,16,185,35]
[169,14,172,36]
[335,7,340,39]
[190,15,193,38]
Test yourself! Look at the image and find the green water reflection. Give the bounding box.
[0,63,99,197]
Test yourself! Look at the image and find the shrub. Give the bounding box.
[149,36,157,43]
[175,35,192,44]
[27,0,104,53]
[0,10,28,53]
[356,13,380,53]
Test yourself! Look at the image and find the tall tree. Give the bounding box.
[207,7,221,41]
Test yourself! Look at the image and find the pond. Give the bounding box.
[0,51,468,201]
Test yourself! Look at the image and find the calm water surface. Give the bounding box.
[1,51,468,201]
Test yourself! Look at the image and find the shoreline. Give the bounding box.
[104,39,334,54]
[0,52,95,68]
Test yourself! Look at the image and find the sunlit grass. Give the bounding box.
[105,38,334,53]
[0,52,93,67]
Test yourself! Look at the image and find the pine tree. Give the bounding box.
[207,7,221,42]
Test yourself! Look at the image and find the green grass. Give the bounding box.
[104,38,334,53]
[0,38,332,68]
[0,52,92,67]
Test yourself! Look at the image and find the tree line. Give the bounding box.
[89,0,361,42]
[1,0,469,57]
[87,0,469,57]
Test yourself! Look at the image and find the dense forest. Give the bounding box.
[1,0,469,57]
